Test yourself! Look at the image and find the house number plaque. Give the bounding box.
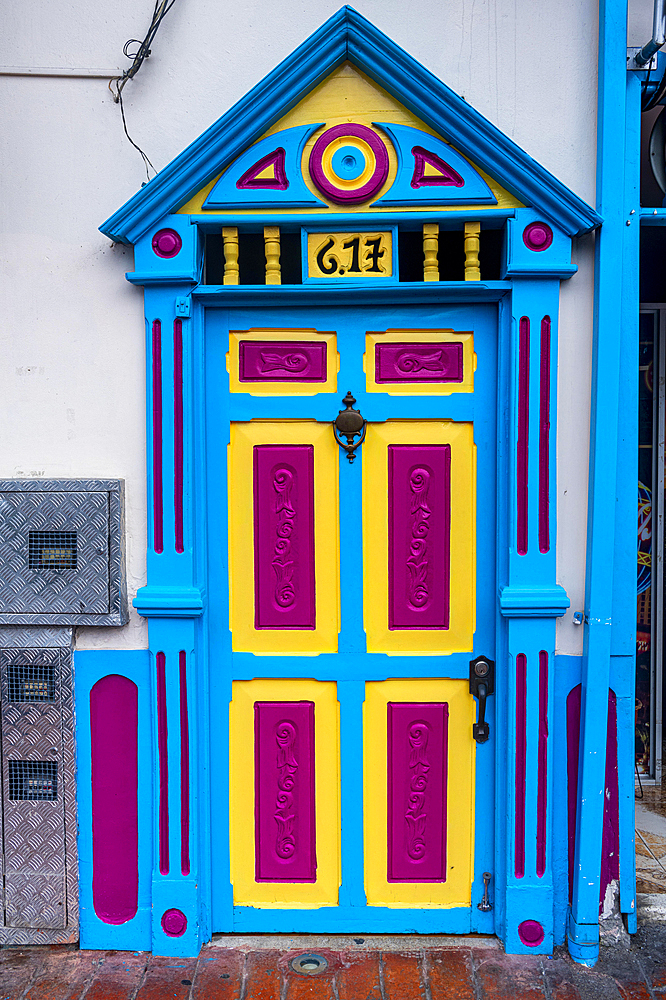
[307,231,393,279]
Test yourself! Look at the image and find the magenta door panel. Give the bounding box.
[375,342,463,383]
[90,675,139,924]
[387,702,448,882]
[388,444,451,629]
[239,341,327,382]
[254,701,316,882]
[253,444,315,629]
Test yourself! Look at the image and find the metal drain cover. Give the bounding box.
[290,953,329,976]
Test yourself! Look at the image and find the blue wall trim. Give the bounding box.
[100,7,601,245]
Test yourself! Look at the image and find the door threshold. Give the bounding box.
[210,933,498,951]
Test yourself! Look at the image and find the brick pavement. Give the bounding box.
[1,927,666,1000]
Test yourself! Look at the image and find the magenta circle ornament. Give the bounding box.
[152,229,183,258]
[517,919,545,947]
[522,222,553,252]
[161,908,187,937]
[309,123,390,204]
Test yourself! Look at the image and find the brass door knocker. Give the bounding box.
[333,392,366,462]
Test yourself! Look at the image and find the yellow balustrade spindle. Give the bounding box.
[222,226,239,285]
[423,223,439,281]
[264,226,281,285]
[464,222,481,281]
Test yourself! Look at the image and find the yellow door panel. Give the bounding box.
[363,421,476,654]
[364,679,475,907]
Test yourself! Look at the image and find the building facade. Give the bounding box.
[0,0,656,968]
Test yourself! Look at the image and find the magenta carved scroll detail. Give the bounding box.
[375,342,463,383]
[239,341,327,382]
[387,702,448,882]
[388,445,451,630]
[254,701,316,882]
[253,445,315,630]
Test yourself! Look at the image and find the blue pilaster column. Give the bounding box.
[499,217,572,954]
[128,216,208,956]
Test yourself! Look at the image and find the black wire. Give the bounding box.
[109,0,179,179]
[118,89,156,182]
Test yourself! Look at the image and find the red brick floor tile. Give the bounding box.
[382,951,426,1000]
[192,948,244,1000]
[24,948,98,999]
[244,950,282,1000]
[0,949,45,1000]
[134,955,197,999]
[540,958,585,1000]
[616,984,654,1000]
[472,950,547,1000]
[426,949,476,1000]
[284,971,335,1000]
[282,950,336,1000]
[83,953,150,1000]
[336,951,382,1000]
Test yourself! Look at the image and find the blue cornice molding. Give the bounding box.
[133,586,204,618]
[499,584,570,618]
[100,6,602,245]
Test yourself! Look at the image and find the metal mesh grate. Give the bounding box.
[8,760,58,801]
[7,664,56,703]
[28,532,77,571]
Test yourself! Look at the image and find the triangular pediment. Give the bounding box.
[100,6,600,243]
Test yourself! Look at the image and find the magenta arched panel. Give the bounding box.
[90,674,139,924]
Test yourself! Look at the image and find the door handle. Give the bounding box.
[333,391,366,462]
[469,655,494,743]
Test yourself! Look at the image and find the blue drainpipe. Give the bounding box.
[568,0,636,966]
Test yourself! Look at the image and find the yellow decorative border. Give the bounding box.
[363,421,475,654]
[229,421,339,653]
[227,329,338,395]
[230,678,341,907]
[364,330,475,395]
[364,678,475,907]
[306,231,393,279]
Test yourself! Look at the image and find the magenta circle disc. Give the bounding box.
[152,229,183,258]
[517,919,545,946]
[161,908,187,937]
[522,222,553,252]
[309,123,389,204]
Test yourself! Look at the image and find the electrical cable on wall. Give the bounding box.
[109,0,179,181]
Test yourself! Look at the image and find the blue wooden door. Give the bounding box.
[206,302,497,933]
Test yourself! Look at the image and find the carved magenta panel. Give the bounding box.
[375,342,463,383]
[254,701,316,882]
[388,445,451,630]
[239,341,327,382]
[387,702,448,882]
[253,445,315,630]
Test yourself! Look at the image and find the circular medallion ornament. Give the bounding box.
[161,908,187,937]
[517,919,545,947]
[309,124,389,204]
[522,222,553,252]
[152,228,182,258]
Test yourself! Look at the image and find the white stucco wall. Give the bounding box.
[0,0,604,652]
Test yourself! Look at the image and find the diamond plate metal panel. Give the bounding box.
[0,627,72,648]
[0,644,78,943]
[0,480,127,626]
[0,492,109,614]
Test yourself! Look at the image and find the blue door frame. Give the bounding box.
[76,264,577,956]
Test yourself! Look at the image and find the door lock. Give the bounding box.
[469,655,494,743]
[333,391,367,462]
